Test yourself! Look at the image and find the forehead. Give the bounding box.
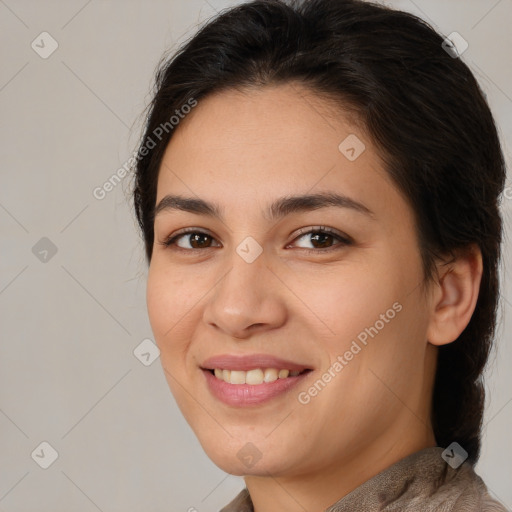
[154,83,408,231]
[168,83,363,152]
[158,84,386,188]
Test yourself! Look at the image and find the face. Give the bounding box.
[146,83,436,478]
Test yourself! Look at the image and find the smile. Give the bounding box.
[211,367,307,385]
[200,353,314,406]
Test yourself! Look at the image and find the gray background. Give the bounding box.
[0,0,511,511]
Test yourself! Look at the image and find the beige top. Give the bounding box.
[220,447,509,511]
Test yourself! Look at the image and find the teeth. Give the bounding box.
[246,369,264,384]
[264,368,278,383]
[230,370,246,384]
[212,368,304,385]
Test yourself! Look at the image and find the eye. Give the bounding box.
[160,229,219,250]
[159,226,352,254]
[288,226,352,253]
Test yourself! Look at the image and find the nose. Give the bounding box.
[202,249,288,340]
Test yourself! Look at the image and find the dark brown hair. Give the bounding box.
[132,0,506,464]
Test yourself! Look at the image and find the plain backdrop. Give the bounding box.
[1,1,511,511]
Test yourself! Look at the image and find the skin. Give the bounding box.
[146,83,482,512]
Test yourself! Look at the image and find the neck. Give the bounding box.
[244,424,437,512]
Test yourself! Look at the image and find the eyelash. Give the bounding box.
[159,226,352,254]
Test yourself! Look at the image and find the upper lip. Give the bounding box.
[201,354,312,372]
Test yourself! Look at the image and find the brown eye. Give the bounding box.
[291,227,352,252]
[302,232,337,249]
[161,230,220,250]
[160,226,352,254]
[183,232,213,249]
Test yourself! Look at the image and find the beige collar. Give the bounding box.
[220,447,507,511]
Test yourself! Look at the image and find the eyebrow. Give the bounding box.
[153,191,375,222]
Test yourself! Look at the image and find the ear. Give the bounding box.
[426,244,483,346]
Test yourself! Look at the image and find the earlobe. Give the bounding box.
[426,244,483,347]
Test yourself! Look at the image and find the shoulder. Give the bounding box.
[445,464,510,512]
[219,487,253,512]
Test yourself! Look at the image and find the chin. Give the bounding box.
[205,450,283,476]
[199,435,297,477]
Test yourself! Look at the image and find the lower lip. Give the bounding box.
[202,369,311,407]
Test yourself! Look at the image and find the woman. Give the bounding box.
[132,0,509,510]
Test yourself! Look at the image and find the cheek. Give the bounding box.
[146,264,196,400]
[306,255,425,390]
[315,280,429,426]
[146,261,195,351]
[146,265,170,338]
[296,261,397,344]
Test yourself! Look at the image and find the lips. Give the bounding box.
[201,353,312,372]
[200,353,313,406]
